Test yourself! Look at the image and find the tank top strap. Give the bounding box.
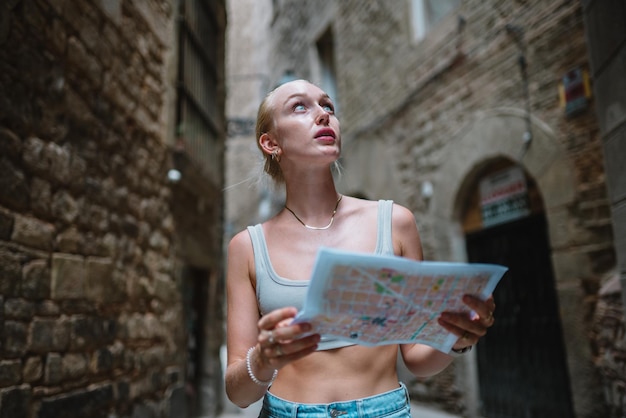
[374,200,395,255]
[246,224,271,282]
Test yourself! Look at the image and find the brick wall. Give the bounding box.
[0,0,225,416]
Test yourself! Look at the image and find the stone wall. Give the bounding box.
[0,0,225,417]
[582,0,626,415]
[591,273,625,417]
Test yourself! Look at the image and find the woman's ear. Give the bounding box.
[259,133,280,155]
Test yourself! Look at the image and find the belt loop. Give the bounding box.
[292,403,299,418]
[401,381,410,402]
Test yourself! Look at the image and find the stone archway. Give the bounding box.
[429,108,597,417]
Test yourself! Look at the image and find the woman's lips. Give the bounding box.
[315,129,336,141]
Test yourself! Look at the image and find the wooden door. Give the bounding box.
[466,214,574,417]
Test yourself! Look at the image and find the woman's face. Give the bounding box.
[268,80,341,164]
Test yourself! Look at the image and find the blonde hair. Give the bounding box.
[255,89,285,184]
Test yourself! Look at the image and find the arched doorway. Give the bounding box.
[460,159,574,417]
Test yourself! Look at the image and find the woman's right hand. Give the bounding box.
[256,306,321,369]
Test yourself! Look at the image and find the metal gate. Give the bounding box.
[465,214,574,418]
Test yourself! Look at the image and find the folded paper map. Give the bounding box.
[294,247,508,353]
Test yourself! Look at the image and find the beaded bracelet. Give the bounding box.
[246,346,278,386]
[449,345,473,357]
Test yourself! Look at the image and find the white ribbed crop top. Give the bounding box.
[246,200,395,350]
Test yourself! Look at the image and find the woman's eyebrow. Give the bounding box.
[282,93,331,105]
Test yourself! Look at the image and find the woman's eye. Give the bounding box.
[294,104,306,112]
[322,104,334,113]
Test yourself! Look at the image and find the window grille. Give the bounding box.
[177,0,221,179]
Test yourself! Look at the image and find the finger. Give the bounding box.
[259,329,275,347]
[437,318,478,345]
[462,295,495,325]
[258,307,298,331]
[459,330,474,345]
[439,312,487,338]
[264,334,320,366]
[483,310,495,326]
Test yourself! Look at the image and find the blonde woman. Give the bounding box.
[225,80,495,417]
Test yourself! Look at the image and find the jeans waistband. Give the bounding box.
[260,382,410,418]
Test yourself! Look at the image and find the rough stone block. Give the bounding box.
[45,141,72,185]
[126,313,148,340]
[29,318,70,353]
[0,157,29,210]
[85,257,115,302]
[22,356,43,383]
[51,190,80,224]
[62,353,87,380]
[0,359,22,386]
[0,385,32,418]
[3,298,35,320]
[56,227,84,253]
[30,177,51,217]
[90,347,114,374]
[50,253,85,299]
[153,274,177,303]
[3,321,28,356]
[0,127,22,159]
[22,137,50,173]
[36,384,113,418]
[11,215,54,251]
[22,259,50,299]
[116,379,130,402]
[0,208,14,239]
[44,353,62,385]
[70,316,116,350]
[0,249,22,297]
[35,301,60,317]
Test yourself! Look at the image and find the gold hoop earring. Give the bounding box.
[271,150,281,163]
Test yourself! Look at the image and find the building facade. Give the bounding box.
[225,0,624,417]
[582,1,626,417]
[0,0,227,417]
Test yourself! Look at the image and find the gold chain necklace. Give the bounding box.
[284,195,343,230]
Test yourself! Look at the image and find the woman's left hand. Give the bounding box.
[437,295,496,350]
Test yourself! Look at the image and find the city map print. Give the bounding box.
[295,248,508,353]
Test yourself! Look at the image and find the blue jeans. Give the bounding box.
[259,382,411,417]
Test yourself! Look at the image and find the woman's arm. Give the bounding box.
[224,231,272,407]
[224,230,320,407]
[391,203,495,376]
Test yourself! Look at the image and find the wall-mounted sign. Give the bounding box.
[558,67,592,117]
[480,166,530,228]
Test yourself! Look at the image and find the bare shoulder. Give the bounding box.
[391,202,417,227]
[228,228,253,255]
[390,202,423,260]
[226,229,255,283]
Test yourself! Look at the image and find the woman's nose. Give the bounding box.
[316,109,330,125]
